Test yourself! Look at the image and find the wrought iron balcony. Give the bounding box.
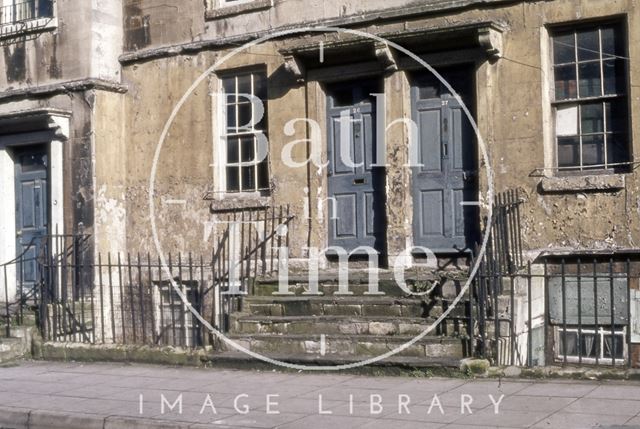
[0,0,53,26]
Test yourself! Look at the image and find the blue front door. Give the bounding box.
[15,146,49,293]
[327,80,386,254]
[411,70,479,252]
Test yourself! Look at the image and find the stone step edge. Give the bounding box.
[232,315,440,324]
[226,333,462,343]
[255,271,469,284]
[209,350,462,369]
[243,296,436,303]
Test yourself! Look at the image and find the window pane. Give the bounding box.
[226,166,239,192]
[601,26,623,59]
[603,334,624,359]
[223,77,235,96]
[558,136,580,167]
[226,104,237,132]
[237,74,252,95]
[609,134,629,165]
[577,30,600,62]
[559,331,578,356]
[578,62,602,97]
[554,33,576,64]
[581,333,597,358]
[605,100,628,133]
[241,166,255,191]
[237,102,252,130]
[556,105,579,136]
[227,138,239,163]
[257,161,269,190]
[253,73,268,101]
[555,65,577,100]
[581,103,604,134]
[240,136,255,163]
[582,135,605,167]
[603,59,626,95]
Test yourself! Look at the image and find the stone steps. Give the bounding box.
[230,314,454,336]
[252,281,433,297]
[243,295,440,317]
[225,272,472,364]
[224,333,464,358]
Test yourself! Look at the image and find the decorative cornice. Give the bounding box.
[119,0,522,65]
[0,78,127,102]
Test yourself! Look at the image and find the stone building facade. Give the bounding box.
[2,0,640,367]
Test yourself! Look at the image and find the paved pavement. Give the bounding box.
[1,361,640,428]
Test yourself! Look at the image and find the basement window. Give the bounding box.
[551,23,631,173]
[546,258,630,365]
[153,280,201,348]
[556,326,626,365]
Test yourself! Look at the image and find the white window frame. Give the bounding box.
[213,70,270,195]
[554,326,627,365]
[153,281,198,348]
[550,22,630,173]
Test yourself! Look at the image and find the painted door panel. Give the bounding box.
[327,81,385,253]
[411,71,479,252]
[15,146,48,292]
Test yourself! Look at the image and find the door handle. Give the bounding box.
[16,231,22,236]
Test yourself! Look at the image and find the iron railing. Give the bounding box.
[466,191,632,367]
[38,205,294,348]
[1,232,85,338]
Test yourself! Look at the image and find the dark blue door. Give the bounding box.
[15,146,48,293]
[327,81,386,253]
[411,71,479,252]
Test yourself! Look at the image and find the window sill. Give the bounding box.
[206,192,271,213]
[0,17,57,40]
[205,0,273,20]
[539,173,626,194]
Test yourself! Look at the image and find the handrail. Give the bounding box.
[0,236,39,268]
[202,214,295,296]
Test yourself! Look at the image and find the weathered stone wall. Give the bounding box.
[0,0,124,266]
[0,94,97,237]
[0,0,122,90]
[118,0,640,261]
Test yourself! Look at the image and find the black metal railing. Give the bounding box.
[38,205,294,348]
[465,191,632,367]
[1,232,84,338]
[206,205,294,332]
[464,190,526,364]
[468,257,633,368]
[0,0,53,26]
[485,190,524,276]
